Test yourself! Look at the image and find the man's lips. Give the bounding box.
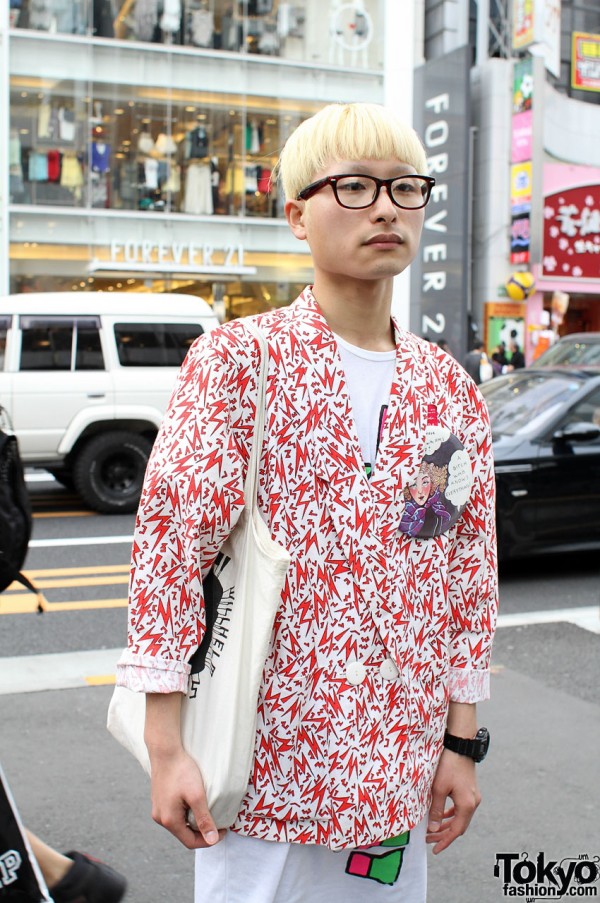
[364,234,403,245]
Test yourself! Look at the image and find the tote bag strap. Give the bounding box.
[242,320,268,511]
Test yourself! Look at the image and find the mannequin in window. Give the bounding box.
[134,0,159,42]
[160,0,183,42]
[328,0,372,68]
[187,0,215,47]
[93,0,115,37]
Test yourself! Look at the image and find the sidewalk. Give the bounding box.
[0,620,598,902]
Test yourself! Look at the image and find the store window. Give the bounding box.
[19,317,104,371]
[114,322,204,366]
[11,1,383,70]
[9,86,87,208]
[9,80,301,218]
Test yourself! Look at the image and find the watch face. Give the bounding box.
[474,727,490,762]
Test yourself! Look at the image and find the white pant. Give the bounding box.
[195,819,427,903]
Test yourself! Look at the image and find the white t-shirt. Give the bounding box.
[334,333,396,477]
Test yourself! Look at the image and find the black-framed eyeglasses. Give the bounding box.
[296,173,436,210]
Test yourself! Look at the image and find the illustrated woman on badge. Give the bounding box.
[400,461,452,538]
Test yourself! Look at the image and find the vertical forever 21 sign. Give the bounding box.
[410,46,471,360]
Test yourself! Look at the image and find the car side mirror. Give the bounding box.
[553,421,600,443]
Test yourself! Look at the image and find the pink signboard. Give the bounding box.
[511,110,533,163]
[542,184,600,280]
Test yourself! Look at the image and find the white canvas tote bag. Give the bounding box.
[107,321,290,828]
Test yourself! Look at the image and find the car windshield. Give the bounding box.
[481,372,583,437]
[536,339,600,366]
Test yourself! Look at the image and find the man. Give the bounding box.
[509,341,526,369]
[116,102,498,902]
[491,341,509,376]
[463,340,493,385]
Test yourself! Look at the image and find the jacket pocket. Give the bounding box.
[248,670,331,822]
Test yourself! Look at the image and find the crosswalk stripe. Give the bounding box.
[1,598,128,614]
[14,565,130,579]
[0,648,123,695]
[85,674,117,686]
[6,575,130,590]
[29,536,133,548]
[497,605,599,634]
[33,511,94,519]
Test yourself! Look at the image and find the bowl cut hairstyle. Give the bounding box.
[277,103,429,202]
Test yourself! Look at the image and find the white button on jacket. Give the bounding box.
[379,656,400,680]
[346,660,367,686]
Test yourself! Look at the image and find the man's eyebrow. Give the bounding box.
[332,163,417,175]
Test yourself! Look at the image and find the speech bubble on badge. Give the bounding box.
[424,425,450,456]
[445,448,472,508]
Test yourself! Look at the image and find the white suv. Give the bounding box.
[0,292,220,513]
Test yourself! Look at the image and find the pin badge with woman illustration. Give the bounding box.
[399,412,473,539]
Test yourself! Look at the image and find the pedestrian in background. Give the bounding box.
[463,340,494,384]
[508,341,526,369]
[491,342,508,375]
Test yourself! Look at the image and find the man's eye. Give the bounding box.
[339,180,369,192]
[393,181,419,194]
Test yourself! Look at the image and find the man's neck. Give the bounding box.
[311,276,396,352]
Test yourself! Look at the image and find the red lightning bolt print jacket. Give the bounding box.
[117,287,498,850]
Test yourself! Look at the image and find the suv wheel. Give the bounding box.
[73,431,153,514]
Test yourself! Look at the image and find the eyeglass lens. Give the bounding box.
[335,175,430,209]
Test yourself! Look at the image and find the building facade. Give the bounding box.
[2,0,390,318]
[468,0,600,360]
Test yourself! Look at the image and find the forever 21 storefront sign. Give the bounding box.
[411,46,471,362]
[88,240,257,275]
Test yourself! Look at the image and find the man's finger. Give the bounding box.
[187,806,222,846]
[427,799,454,833]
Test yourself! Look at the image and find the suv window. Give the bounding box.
[114,322,204,367]
[0,316,9,370]
[19,317,104,371]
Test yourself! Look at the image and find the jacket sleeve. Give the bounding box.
[447,373,498,703]
[116,328,255,694]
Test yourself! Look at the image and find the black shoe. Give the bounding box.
[49,851,127,903]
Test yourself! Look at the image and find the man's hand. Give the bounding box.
[425,749,481,854]
[145,692,226,850]
[149,745,227,849]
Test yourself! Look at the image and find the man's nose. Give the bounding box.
[370,185,398,219]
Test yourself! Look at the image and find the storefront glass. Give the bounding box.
[9,76,308,217]
[10,0,384,71]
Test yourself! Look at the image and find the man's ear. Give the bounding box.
[285,199,307,240]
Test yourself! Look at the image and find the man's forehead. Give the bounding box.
[314,159,419,177]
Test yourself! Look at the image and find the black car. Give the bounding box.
[479,368,600,560]
[534,332,600,367]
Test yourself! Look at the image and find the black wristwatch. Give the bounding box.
[443,727,490,763]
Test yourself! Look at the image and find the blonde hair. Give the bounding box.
[403,461,448,501]
[276,103,428,201]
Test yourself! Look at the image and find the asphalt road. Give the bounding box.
[0,476,598,902]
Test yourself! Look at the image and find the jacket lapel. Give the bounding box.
[369,322,429,544]
[288,291,387,609]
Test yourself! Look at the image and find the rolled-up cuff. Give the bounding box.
[116,649,190,694]
[448,667,490,703]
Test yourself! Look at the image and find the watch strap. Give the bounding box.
[443,727,489,762]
